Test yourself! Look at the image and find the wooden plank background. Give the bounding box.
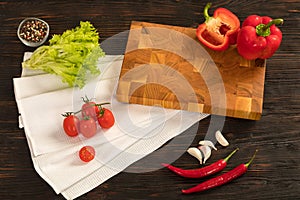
[0,0,299,199]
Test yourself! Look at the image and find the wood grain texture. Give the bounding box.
[116,21,266,120]
[0,0,299,200]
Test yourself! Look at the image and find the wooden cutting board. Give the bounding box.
[116,21,266,120]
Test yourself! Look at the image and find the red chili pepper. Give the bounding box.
[196,3,240,51]
[237,15,283,60]
[162,148,238,179]
[182,149,258,194]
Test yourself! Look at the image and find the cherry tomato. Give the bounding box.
[97,108,115,129]
[79,117,97,138]
[81,96,99,120]
[79,146,95,162]
[63,115,80,137]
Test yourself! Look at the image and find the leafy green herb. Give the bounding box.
[22,21,105,88]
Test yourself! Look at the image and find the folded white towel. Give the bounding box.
[13,53,208,199]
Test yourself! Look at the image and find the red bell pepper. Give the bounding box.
[196,3,240,51]
[237,15,283,60]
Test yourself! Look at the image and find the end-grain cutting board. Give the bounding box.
[116,21,266,120]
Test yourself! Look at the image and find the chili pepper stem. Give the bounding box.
[256,18,284,37]
[245,149,258,168]
[203,2,212,22]
[223,148,239,162]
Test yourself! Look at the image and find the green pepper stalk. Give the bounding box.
[256,18,284,37]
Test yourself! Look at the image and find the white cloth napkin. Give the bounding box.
[13,53,209,199]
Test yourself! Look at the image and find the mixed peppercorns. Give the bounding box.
[18,18,48,44]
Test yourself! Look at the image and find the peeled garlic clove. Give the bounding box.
[187,147,203,164]
[198,145,211,164]
[215,130,229,147]
[199,140,217,151]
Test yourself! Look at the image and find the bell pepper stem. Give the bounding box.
[203,2,212,22]
[256,18,284,37]
[264,18,284,29]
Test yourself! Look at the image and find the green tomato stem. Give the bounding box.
[81,95,91,103]
[94,102,110,107]
[67,102,110,115]
[61,112,73,117]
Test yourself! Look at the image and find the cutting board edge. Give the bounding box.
[115,93,263,121]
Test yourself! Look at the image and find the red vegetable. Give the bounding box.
[79,117,97,138]
[182,150,258,194]
[81,96,99,120]
[97,107,115,129]
[62,113,80,137]
[196,3,240,51]
[79,146,95,162]
[162,148,238,179]
[237,15,283,60]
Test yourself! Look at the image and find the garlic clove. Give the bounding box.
[198,145,211,164]
[199,140,217,151]
[215,130,229,147]
[187,147,203,164]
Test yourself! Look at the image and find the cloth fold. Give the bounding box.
[13,53,209,199]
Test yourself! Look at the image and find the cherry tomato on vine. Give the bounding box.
[97,108,115,129]
[81,96,99,120]
[63,114,80,137]
[80,117,97,138]
[79,146,95,162]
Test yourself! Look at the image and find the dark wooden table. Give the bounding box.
[1,0,299,199]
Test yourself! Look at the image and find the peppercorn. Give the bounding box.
[19,19,48,43]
